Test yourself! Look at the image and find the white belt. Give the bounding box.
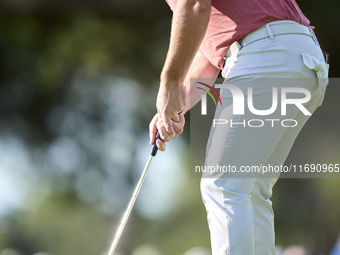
[225,21,318,59]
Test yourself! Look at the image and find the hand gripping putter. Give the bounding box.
[107,133,162,255]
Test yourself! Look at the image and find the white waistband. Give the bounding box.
[241,20,316,47]
[225,20,319,59]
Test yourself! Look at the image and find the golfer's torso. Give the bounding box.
[164,0,310,70]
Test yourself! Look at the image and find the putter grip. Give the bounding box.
[150,133,162,157]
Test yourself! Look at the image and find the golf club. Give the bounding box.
[107,133,162,255]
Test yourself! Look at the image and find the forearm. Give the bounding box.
[182,51,220,114]
[161,0,212,86]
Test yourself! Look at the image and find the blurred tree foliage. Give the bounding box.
[0,0,339,255]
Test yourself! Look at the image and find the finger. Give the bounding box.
[173,114,185,138]
[156,139,166,151]
[170,112,180,122]
[149,114,159,144]
[162,115,176,138]
[178,112,185,124]
[156,119,171,142]
[170,108,184,122]
[173,123,184,139]
[173,125,182,138]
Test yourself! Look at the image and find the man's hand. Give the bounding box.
[153,0,211,139]
[150,0,213,151]
[149,112,185,151]
[156,82,186,138]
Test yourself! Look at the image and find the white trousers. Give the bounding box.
[200,21,329,255]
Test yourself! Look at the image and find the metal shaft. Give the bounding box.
[107,133,161,255]
[108,155,154,255]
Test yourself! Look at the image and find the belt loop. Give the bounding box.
[265,23,275,42]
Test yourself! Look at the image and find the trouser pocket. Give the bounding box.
[302,53,330,106]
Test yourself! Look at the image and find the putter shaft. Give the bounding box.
[107,134,161,255]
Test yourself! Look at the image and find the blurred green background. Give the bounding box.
[0,0,339,255]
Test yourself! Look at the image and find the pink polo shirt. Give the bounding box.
[165,0,310,70]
